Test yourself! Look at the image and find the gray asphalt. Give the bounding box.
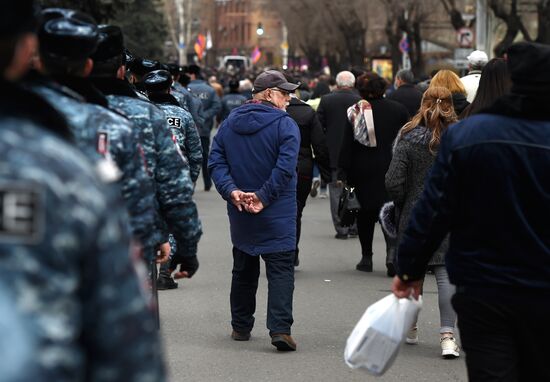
[159,187,468,382]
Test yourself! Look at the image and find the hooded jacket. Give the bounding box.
[208,102,300,255]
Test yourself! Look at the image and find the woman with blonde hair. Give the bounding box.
[429,69,469,115]
[385,86,460,358]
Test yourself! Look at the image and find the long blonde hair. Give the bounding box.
[399,86,457,154]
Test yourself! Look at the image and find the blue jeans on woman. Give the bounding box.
[230,247,295,336]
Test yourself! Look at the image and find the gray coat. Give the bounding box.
[385,125,449,265]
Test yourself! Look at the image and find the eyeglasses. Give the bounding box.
[269,88,290,97]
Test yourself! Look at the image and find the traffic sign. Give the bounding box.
[457,27,474,47]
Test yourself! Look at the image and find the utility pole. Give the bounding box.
[476,0,489,53]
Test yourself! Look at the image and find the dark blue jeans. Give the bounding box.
[230,247,295,336]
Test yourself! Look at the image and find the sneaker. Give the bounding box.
[310,178,320,197]
[334,233,348,240]
[231,330,251,341]
[405,326,418,344]
[440,336,460,358]
[156,275,178,290]
[318,191,328,199]
[271,333,297,351]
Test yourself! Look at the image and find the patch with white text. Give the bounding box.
[166,117,182,128]
[0,183,44,244]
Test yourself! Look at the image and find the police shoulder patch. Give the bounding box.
[166,116,182,128]
[0,183,44,244]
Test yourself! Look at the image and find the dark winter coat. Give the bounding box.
[452,93,469,116]
[385,126,449,265]
[286,97,331,183]
[317,89,362,170]
[339,98,409,211]
[208,102,300,255]
[396,93,550,293]
[388,83,423,118]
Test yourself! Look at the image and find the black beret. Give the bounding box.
[129,58,160,76]
[0,0,39,38]
[143,69,173,92]
[39,17,99,61]
[91,24,125,62]
[229,78,240,89]
[507,42,550,95]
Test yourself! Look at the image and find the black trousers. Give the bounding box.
[296,176,312,255]
[200,136,211,190]
[452,290,550,382]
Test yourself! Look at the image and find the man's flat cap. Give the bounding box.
[253,70,299,93]
[91,25,125,62]
[39,17,99,61]
[143,69,173,92]
[507,42,550,95]
[1,0,39,38]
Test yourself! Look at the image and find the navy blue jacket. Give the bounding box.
[396,94,550,295]
[208,102,300,255]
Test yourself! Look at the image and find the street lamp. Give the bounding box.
[256,22,264,36]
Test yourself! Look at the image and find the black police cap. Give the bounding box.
[39,17,99,61]
[143,69,173,92]
[165,63,181,76]
[41,8,96,24]
[129,58,161,76]
[1,0,39,38]
[91,25,125,63]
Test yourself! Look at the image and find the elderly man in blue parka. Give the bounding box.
[208,70,300,352]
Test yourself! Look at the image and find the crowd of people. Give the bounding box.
[2,1,549,381]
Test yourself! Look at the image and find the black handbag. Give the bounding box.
[338,186,361,227]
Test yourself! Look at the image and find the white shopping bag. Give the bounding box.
[344,294,422,375]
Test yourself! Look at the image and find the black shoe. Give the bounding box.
[271,334,297,351]
[356,255,373,272]
[231,330,251,341]
[156,275,178,290]
[310,179,320,197]
[386,263,396,277]
[334,233,348,240]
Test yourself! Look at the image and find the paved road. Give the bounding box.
[159,187,468,382]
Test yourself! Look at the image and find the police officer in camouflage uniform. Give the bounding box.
[89,25,202,281]
[167,63,206,129]
[0,2,166,379]
[25,12,168,264]
[185,64,222,191]
[144,69,203,289]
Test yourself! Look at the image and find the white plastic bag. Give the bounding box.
[344,294,422,375]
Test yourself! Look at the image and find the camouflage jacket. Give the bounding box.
[148,93,203,183]
[0,82,165,380]
[91,78,202,252]
[25,75,163,261]
[172,83,206,132]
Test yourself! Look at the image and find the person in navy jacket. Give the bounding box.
[392,42,550,381]
[208,70,300,352]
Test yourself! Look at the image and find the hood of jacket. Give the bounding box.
[225,101,288,135]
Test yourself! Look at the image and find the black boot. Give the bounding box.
[356,253,373,272]
[156,270,178,290]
